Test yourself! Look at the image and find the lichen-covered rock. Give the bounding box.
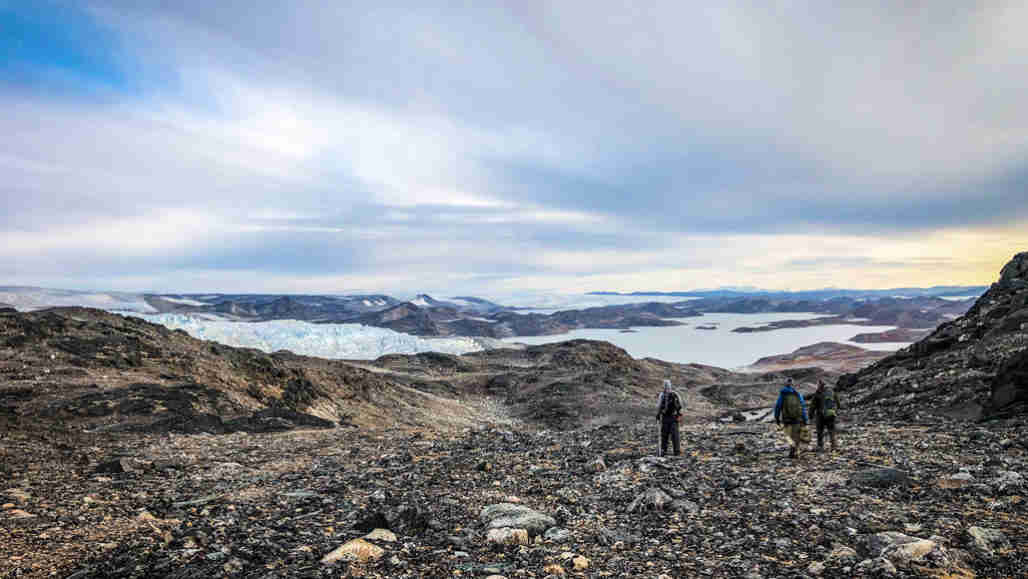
[966,526,1011,557]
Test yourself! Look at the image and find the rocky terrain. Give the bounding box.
[2,255,1026,578]
[838,251,1028,422]
[3,405,1025,578]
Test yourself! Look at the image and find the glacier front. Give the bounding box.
[133,313,497,359]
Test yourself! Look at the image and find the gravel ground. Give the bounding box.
[4,414,1026,578]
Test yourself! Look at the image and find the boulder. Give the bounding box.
[865,532,920,557]
[856,557,897,575]
[485,527,529,546]
[321,538,384,564]
[543,528,571,543]
[966,526,1011,556]
[881,539,936,566]
[480,503,555,537]
[627,488,672,513]
[850,468,910,488]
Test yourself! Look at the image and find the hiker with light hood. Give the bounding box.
[655,379,682,456]
[773,377,808,459]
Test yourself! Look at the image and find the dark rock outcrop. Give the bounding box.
[838,251,1028,421]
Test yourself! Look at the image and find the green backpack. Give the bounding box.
[822,390,837,417]
[782,391,802,422]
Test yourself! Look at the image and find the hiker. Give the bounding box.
[808,379,841,452]
[655,379,682,456]
[773,377,808,459]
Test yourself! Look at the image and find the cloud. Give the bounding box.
[1,1,1025,294]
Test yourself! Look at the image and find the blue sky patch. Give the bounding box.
[1,1,132,92]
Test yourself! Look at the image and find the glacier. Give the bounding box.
[132,313,497,360]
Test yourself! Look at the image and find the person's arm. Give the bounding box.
[656,392,665,420]
[773,394,783,424]
[798,392,808,424]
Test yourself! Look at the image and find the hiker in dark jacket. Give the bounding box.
[655,379,682,456]
[773,377,808,459]
[808,379,841,452]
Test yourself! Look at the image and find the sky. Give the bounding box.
[1,1,1025,297]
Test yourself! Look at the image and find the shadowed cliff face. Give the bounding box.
[838,251,1028,422]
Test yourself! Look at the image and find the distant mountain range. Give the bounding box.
[590,285,988,300]
[0,285,984,339]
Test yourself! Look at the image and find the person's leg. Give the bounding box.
[671,421,681,455]
[816,419,825,450]
[660,421,670,457]
[787,424,799,458]
[827,416,837,450]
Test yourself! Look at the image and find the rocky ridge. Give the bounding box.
[838,251,1028,422]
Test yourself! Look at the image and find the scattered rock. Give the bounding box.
[627,487,672,512]
[857,557,897,575]
[882,538,935,566]
[93,458,132,474]
[543,528,571,543]
[486,528,529,546]
[321,538,385,564]
[363,528,397,542]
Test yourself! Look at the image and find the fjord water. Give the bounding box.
[503,312,906,370]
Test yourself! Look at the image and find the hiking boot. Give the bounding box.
[788,447,797,459]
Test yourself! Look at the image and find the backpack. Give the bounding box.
[822,390,836,417]
[661,392,681,418]
[781,391,802,422]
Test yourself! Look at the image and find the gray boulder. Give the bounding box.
[480,503,555,537]
[850,468,910,488]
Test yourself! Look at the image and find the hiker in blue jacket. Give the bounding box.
[773,377,808,459]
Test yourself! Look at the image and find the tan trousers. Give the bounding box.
[782,424,804,452]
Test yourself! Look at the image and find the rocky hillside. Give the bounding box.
[838,252,1028,422]
[0,307,457,434]
[0,308,821,438]
[3,295,1027,577]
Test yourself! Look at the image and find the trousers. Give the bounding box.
[660,420,680,456]
[817,416,837,449]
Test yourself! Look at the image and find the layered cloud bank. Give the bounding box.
[2,3,1026,294]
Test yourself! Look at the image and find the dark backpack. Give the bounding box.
[661,392,681,418]
[782,391,802,422]
[822,390,837,417]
